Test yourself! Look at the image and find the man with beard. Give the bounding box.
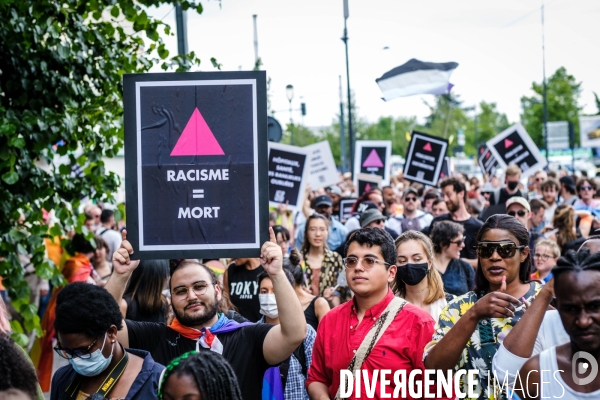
[106,229,306,400]
[518,249,600,399]
[428,178,482,268]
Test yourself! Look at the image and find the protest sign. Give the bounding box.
[123,71,268,260]
[403,131,448,186]
[580,115,600,148]
[356,173,382,196]
[338,198,357,222]
[478,144,500,181]
[267,142,309,211]
[354,140,391,186]
[487,123,547,178]
[439,156,451,180]
[304,141,339,189]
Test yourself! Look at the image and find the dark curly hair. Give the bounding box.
[474,214,531,292]
[283,249,303,287]
[0,333,39,399]
[55,282,123,338]
[344,228,397,267]
[159,351,242,400]
[554,248,600,285]
[430,220,465,253]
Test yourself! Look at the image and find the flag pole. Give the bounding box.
[541,2,549,164]
[342,0,354,178]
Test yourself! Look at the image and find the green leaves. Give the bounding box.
[1,0,208,340]
[2,171,18,184]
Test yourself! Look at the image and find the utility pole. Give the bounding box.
[339,75,347,172]
[541,3,549,164]
[253,15,259,67]
[175,3,188,56]
[342,0,354,178]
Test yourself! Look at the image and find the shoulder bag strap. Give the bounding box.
[334,297,407,400]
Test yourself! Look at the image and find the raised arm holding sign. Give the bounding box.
[107,228,306,400]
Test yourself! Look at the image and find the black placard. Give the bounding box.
[478,145,500,180]
[123,71,268,260]
[487,124,547,177]
[339,198,357,222]
[267,144,308,209]
[439,157,451,179]
[403,131,448,186]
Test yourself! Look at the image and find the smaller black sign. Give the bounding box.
[268,145,307,209]
[439,157,451,179]
[487,124,547,177]
[339,198,357,222]
[403,131,448,186]
[478,145,500,180]
[356,173,382,196]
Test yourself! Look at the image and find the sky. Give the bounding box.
[147,0,600,130]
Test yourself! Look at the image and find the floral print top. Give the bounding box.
[423,281,542,400]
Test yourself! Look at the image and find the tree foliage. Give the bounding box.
[0,0,207,344]
[520,67,582,146]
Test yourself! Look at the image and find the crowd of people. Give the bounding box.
[2,163,600,400]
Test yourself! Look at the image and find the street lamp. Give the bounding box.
[286,84,294,145]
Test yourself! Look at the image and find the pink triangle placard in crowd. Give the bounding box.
[170,107,225,156]
[362,149,384,168]
[423,142,432,152]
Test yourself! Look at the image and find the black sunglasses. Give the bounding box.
[507,210,528,217]
[450,236,466,245]
[477,241,525,259]
[404,197,418,202]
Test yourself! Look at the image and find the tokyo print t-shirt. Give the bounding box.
[226,263,265,322]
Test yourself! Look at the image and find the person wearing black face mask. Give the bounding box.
[393,231,448,322]
[490,164,528,206]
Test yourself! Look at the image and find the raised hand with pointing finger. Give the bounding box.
[260,227,283,276]
[112,229,140,275]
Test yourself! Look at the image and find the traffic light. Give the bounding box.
[301,102,306,116]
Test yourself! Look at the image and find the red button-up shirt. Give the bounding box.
[307,289,437,399]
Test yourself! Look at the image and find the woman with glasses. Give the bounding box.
[51,282,163,399]
[430,221,474,296]
[393,231,447,322]
[424,214,541,399]
[301,214,345,307]
[531,239,559,283]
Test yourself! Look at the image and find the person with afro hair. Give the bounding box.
[0,333,41,400]
[50,282,163,400]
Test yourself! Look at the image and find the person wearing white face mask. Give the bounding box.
[50,282,163,400]
[258,270,316,400]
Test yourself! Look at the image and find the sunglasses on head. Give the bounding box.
[507,210,528,217]
[476,241,525,259]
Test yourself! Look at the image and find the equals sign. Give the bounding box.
[193,189,204,199]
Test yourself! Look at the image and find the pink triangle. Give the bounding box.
[423,142,432,152]
[365,183,371,192]
[362,149,384,168]
[170,108,225,156]
[486,152,490,159]
[504,139,513,149]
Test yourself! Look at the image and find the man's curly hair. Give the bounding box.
[0,333,39,398]
[55,282,123,338]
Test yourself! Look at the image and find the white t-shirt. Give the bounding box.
[96,227,122,262]
[492,310,569,386]
[539,346,600,399]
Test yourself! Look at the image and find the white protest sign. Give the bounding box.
[353,140,392,186]
[304,141,339,189]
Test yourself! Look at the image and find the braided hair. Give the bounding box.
[158,351,243,400]
[553,248,600,284]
